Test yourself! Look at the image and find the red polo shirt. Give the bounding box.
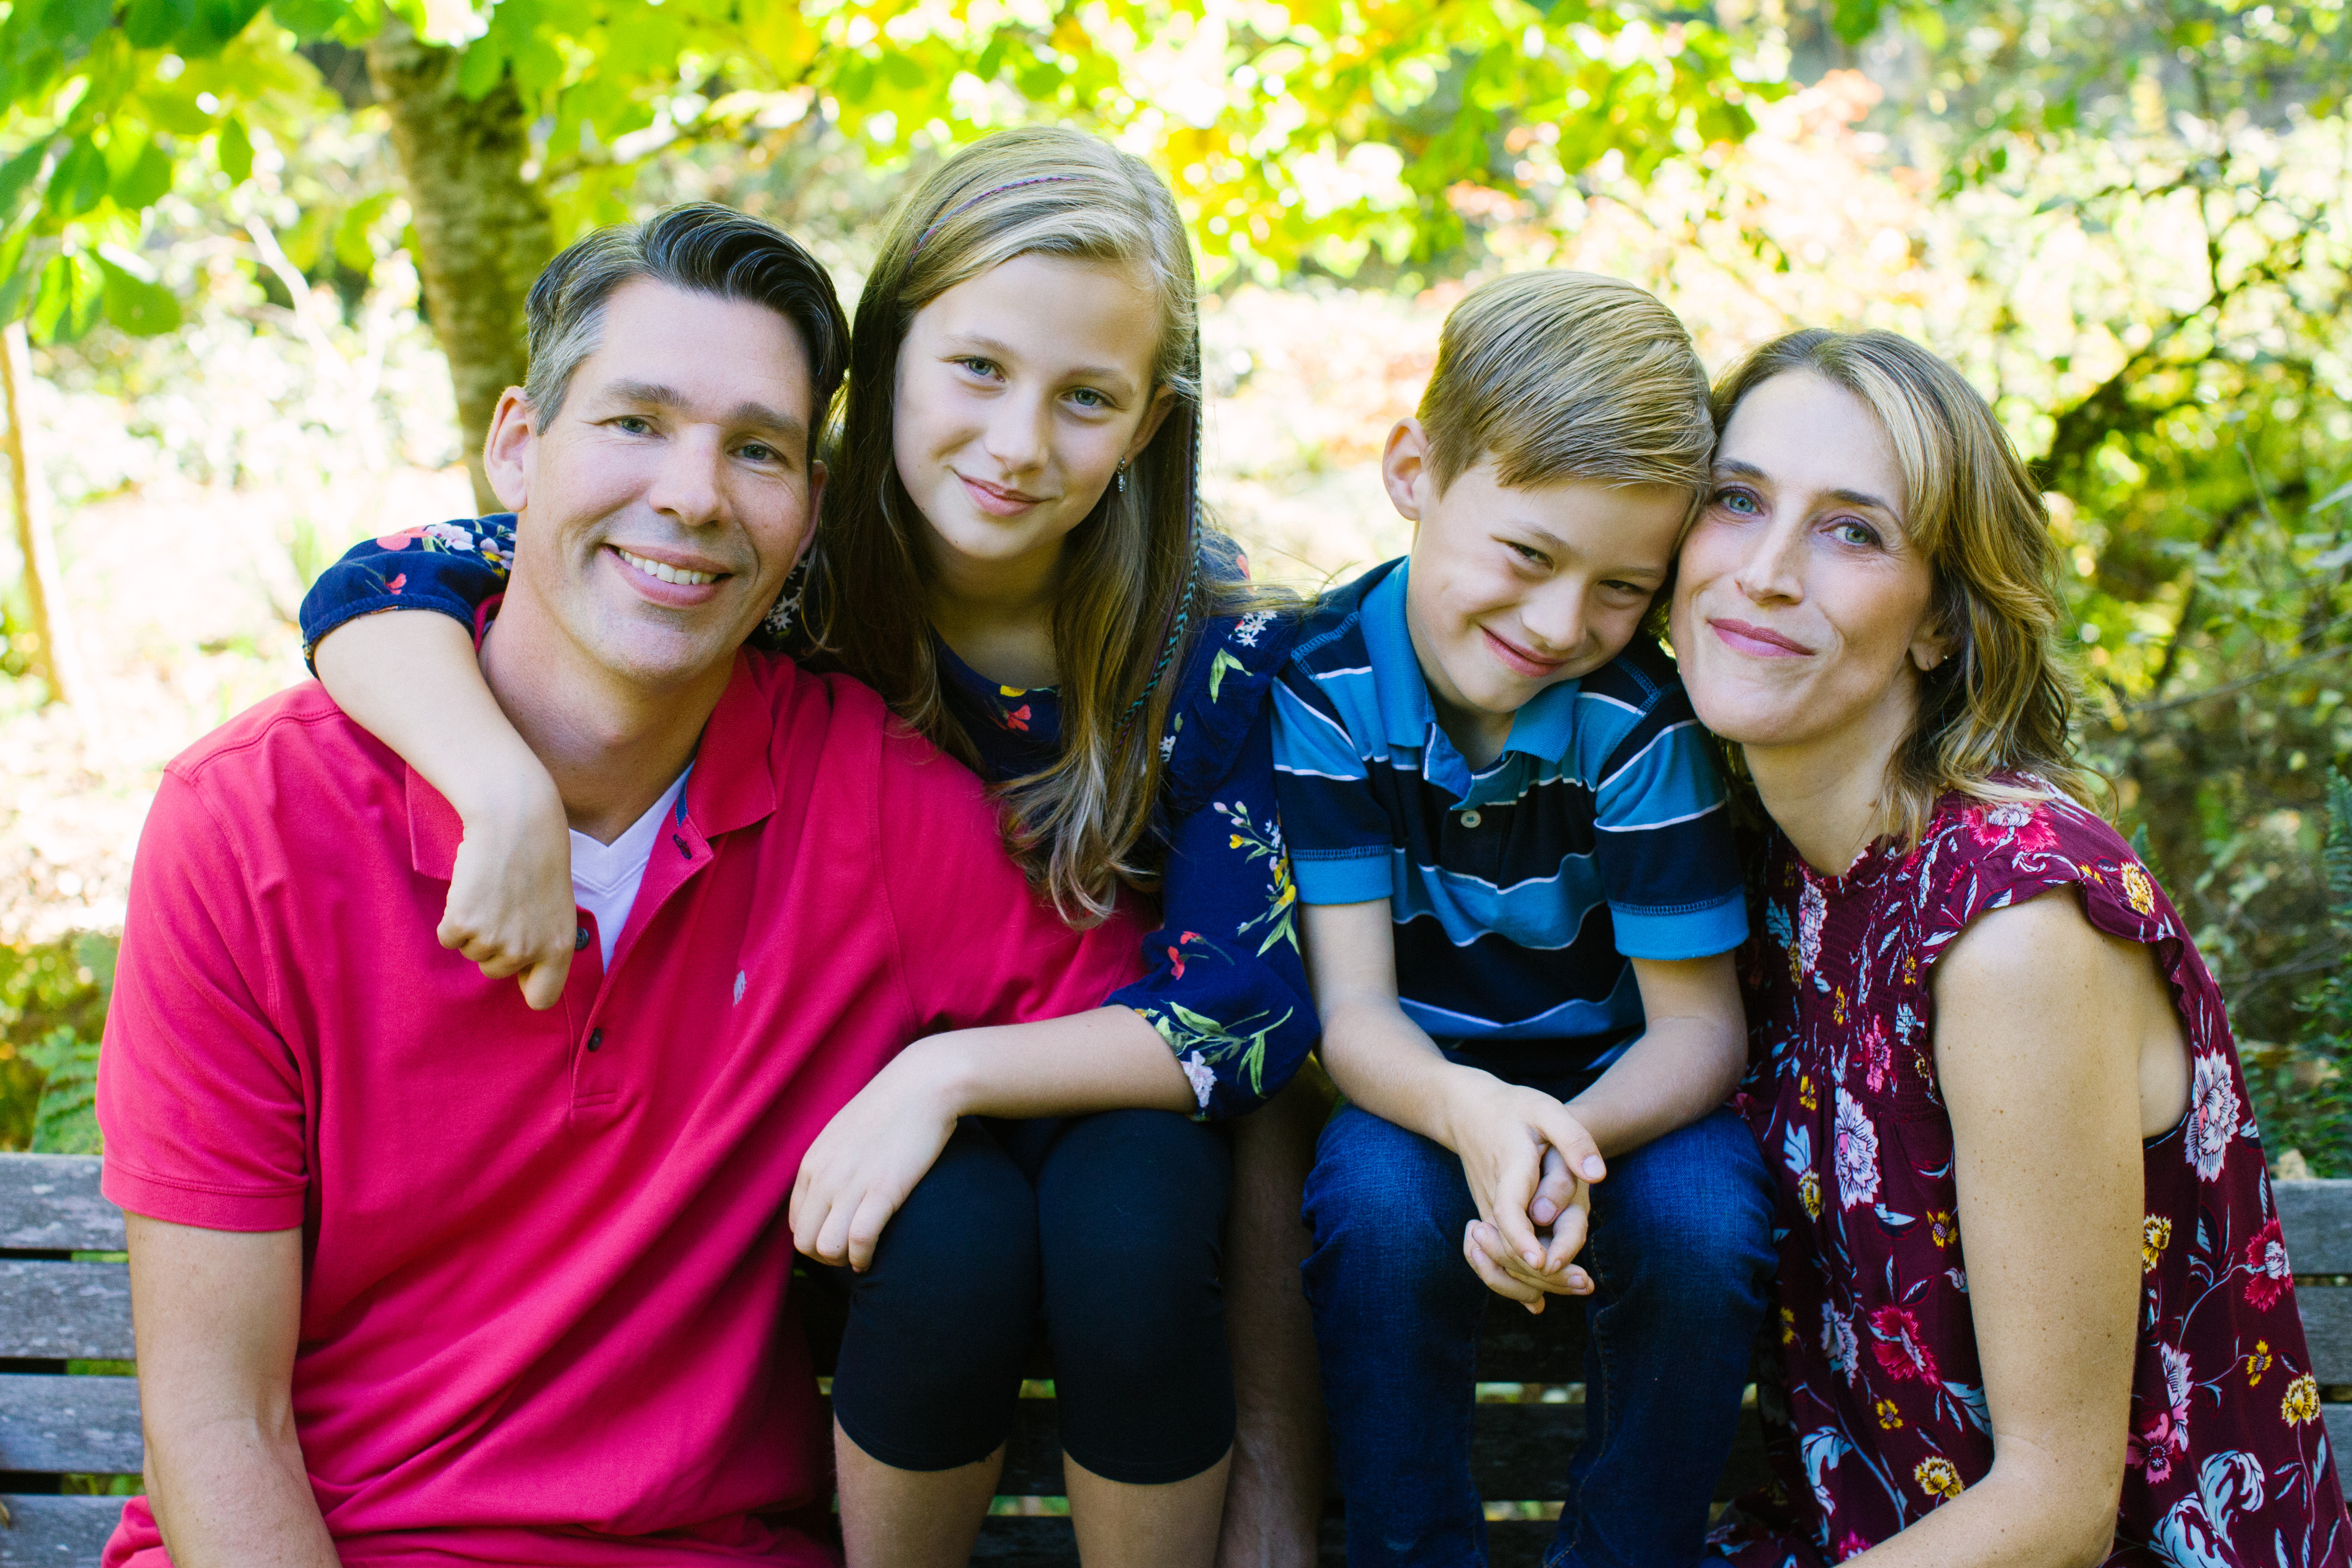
[97,651,1144,1567]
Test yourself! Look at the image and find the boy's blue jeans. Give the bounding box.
[1301,1101,1775,1568]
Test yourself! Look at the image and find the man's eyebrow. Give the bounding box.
[940,332,1134,390]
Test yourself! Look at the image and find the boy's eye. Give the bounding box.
[1505,541,1550,568]
[1712,487,1761,515]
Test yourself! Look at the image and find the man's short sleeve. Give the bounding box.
[1270,671,1395,906]
[98,771,310,1232]
[1590,693,1748,961]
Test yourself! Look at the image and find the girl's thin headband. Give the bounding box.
[912,174,1081,254]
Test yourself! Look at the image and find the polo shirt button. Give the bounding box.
[575,926,589,951]
[1460,809,1482,829]
[587,1028,604,1052]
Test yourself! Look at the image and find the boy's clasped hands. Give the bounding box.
[1447,1075,1606,1312]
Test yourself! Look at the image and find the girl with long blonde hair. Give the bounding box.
[299,130,1319,1566]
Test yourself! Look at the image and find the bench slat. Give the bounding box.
[0,1263,133,1361]
[0,1157,121,1256]
[2281,1181,2352,1277]
[1477,1309,1588,1384]
[0,1376,142,1475]
[2295,1286,2352,1387]
[0,1495,126,1566]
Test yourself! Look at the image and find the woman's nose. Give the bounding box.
[1734,518,1806,603]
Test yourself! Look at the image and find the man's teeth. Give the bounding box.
[617,549,717,586]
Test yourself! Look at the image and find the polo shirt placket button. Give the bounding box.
[587,1028,604,1052]
[575,926,589,951]
[1459,809,1482,829]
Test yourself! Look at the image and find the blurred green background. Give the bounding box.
[3,0,2350,1168]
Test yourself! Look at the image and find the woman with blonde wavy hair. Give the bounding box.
[297,129,1323,1567]
[1657,329,2350,1564]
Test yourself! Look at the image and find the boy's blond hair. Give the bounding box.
[1418,271,1713,497]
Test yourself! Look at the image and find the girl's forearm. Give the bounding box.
[899,1007,1197,1120]
[311,610,559,827]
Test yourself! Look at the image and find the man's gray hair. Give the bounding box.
[522,204,850,454]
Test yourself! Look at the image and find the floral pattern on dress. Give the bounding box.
[297,514,1319,1123]
[1710,793,2351,1568]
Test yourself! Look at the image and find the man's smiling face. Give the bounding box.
[486,277,822,693]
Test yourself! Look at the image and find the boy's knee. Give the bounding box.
[1590,1114,1774,1311]
[1302,1112,1470,1276]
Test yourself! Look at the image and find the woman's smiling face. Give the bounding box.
[1670,370,1948,760]
[892,251,1172,581]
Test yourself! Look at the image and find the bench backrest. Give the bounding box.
[5,1155,2349,1568]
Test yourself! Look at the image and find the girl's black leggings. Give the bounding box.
[826,1109,1236,1485]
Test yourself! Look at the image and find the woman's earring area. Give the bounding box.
[1115,458,1129,496]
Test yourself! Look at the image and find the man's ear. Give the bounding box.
[1381,418,1433,523]
[483,387,537,513]
[795,459,828,569]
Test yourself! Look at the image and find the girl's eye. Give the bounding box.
[1067,387,1110,410]
[955,357,1002,379]
[1713,487,1761,515]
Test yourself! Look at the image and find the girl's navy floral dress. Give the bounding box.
[1711,792,2351,1567]
[298,516,1316,1121]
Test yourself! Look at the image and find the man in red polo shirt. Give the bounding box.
[95,207,1144,1567]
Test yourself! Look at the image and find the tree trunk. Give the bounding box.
[368,17,555,515]
[1,322,83,705]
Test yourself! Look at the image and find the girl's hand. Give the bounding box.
[790,1051,965,1272]
[440,782,575,1010]
[1441,1076,1605,1295]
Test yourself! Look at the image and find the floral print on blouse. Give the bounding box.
[298,516,1317,1122]
[1711,792,2350,1568]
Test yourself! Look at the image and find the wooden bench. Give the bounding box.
[5,1151,2349,1566]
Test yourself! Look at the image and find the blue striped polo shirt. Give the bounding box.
[1270,558,1745,1084]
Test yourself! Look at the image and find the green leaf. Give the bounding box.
[0,141,52,219]
[99,255,182,335]
[192,0,271,53]
[24,1028,101,1155]
[29,250,101,343]
[124,0,198,48]
[0,231,39,324]
[43,138,108,218]
[40,0,114,51]
[456,34,510,99]
[112,139,175,210]
[139,84,220,136]
[2326,769,2352,930]
[334,189,394,271]
[217,115,253,182]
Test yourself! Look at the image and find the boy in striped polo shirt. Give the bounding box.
[1272,273,1774,1568]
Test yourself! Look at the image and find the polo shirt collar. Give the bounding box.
[1361,561,1580,804]
[407,649,781,880]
